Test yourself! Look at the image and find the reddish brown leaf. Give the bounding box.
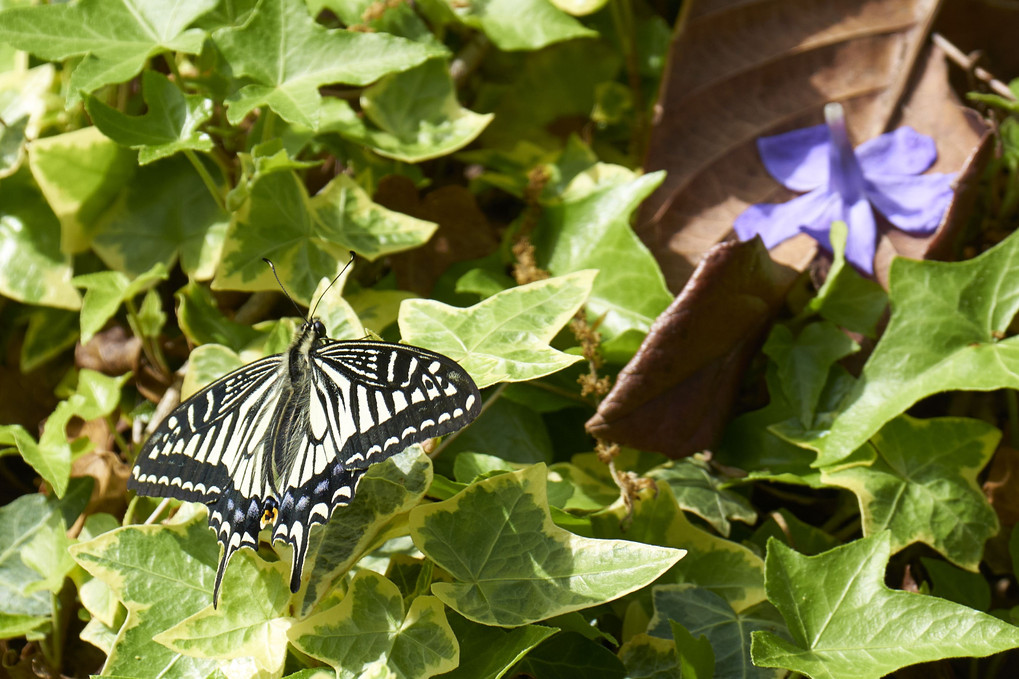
[71,449,130,521]
[75,324,142,376]
[983,446,1019,528]
[376,176,498,296]
[586,237,797,458]
[638,0,987,291]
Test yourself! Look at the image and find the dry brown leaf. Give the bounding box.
[936,0,1019,80]
[376,176,499,296]
[586,237,797,458]
[983,445,1019,528]
[71,450,130,520]
[638,0,987,291]
[75,324,142,375]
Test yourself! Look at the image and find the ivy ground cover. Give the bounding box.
[3,1,1019,678]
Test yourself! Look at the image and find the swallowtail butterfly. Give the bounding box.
[129,312,481,606]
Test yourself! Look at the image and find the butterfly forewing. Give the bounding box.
[129,325,481,606]
[129,355,284,504]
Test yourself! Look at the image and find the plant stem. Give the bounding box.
[163,53,184,85]
[260,109,278,146]
[184,149,227,213]
[48,590,63,671]
[124,296,169,376]
[610,0,646,161]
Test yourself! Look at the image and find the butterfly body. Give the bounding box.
[129,319,480,605]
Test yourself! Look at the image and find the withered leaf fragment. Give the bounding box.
[586,238,796,458]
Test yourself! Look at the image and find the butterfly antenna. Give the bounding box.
[308,251,356,320]
[263,258,306,321]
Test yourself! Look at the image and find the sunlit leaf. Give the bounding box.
[400,271,596,389]
[0,0,216,103]
[410,464,684,627]
[289,570,458,679]
[752,533,1019,678]
[86,71,214,164]
[212,0,446,127]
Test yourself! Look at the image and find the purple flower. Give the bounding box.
[734,103,957,275]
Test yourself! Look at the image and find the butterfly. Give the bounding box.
[128,311,481,607]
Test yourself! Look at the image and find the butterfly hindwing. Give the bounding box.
[271,340,481,592]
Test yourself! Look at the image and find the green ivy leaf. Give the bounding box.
[289,570,459,679]
[0,425,70,499]
[212,0,446,128]
[439,612,556,679]
[155,554,293,674]
[715,363,831,487]
[513,631,626,678]
[671,621,715,679]
[409,464,685,627]
[0,494,70,620]
[213,171,436,304]
[37,370,130,496]
[801,222,887,337]
[323,59,492,162]
[590,483,765,612]
[308,271,363,341]
[399,270,596,389]
[300,447,432,616]
[1,372,125,497]
[0,113,27,178]
[69,515,221,678]
[0,169,81,309]
[0,64,56,179]
[179,315,295,398]
[534,170,672,355]
[433,0,596,50]
[315,0,441,45]
[347,287,416,335]
[762,321,857,428]
[0,613,48,640]
[27,126,136,253]
[73,262,169,343]
[86,71,214,164]
[617,633,680,679]
[811,228,1019,465]
[751,533,1019,679]
[821,415,1000,570]
[175,281,263,351]
[0,0,216,104]
[648,586,786,679]
[748,509,840,557]
[92,155,228,280]
[21,307,79,372]
[477,41,619,150]
[136,288,167,339]
[439,399,553,473]
[645,458,757,537]
[920,557,991,611]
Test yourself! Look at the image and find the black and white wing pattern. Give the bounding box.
[128,319,481,606]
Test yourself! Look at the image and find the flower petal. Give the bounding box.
[801,196,877,275]
[864,172,956,233]
[757,124,830,191]
[734,187,837,248]
[856,127,937,176]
